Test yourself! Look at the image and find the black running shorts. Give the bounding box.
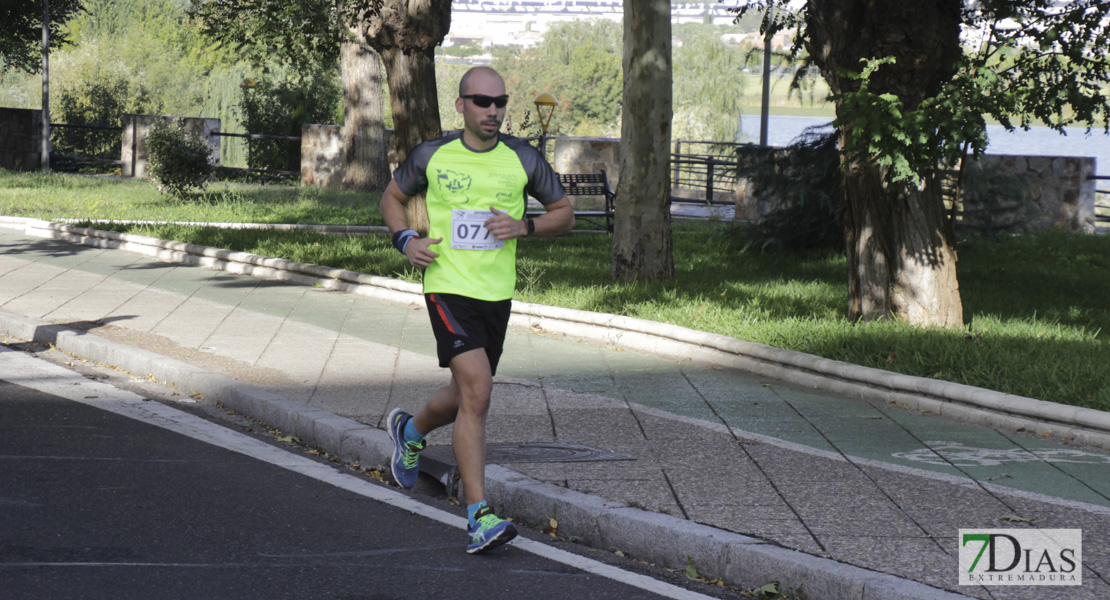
[424,293,512,374]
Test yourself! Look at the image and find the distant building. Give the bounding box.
[447,0,741,49]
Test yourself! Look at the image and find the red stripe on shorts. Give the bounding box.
[429,293,459,334]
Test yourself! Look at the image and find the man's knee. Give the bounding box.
[450,349,493,412]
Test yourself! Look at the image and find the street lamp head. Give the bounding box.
[532,92,559,134]
[533,92,558,108]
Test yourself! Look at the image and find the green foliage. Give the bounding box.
[145,119,214,197]
[189,0,343,69]
[440,43,485,58]
[966,0,1110,133]
[63,0,221,115]
[0,0,85,74]
[672,27,751,142]
[829,56,964,184]
[495,20,623,136]
[54,70,158,160]
[239,65,342,171]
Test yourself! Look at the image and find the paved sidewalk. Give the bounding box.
[1,224,1108,599]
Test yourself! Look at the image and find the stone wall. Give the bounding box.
[732,150,1098,234]
[121,115,220,178]
[0,107,44,171]
[301,124,345,188]
[962,154,1097,234]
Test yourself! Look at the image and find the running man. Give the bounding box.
[379,66,574,553]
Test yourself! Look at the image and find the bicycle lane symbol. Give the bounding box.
[892,441,1110,467]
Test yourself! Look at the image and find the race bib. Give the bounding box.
[450,209,504,250]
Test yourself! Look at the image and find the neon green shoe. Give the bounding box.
[467,505,517,554]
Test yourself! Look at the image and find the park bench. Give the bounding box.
[528,170,616,233]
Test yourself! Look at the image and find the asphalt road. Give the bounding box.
[0,348,723,600]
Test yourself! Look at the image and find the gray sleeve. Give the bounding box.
[505,137,566,206]
[392,141,436,197]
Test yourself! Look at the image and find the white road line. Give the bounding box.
[0,348,716,600]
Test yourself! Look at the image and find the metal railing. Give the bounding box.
[1094,175,1109,232]
[670,140,750,205]
[211,131,300,177]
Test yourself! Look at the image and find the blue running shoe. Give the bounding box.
[386,408,424,489]
[467,505,517,554]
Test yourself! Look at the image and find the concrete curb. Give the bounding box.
[8,217,1110,451]
[0,309,971,600]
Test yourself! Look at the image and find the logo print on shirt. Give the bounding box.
[436,169,473,204]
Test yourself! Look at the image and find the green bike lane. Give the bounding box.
[500,333,1110,509]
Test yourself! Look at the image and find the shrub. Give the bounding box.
[735,127,843,251]
[145,119,213,197]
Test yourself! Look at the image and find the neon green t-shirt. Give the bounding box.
[393,132,565,301]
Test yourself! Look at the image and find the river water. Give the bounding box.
[739,115,1110,178]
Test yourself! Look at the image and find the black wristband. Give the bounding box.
[391,229,418,254]
[525,218,535,236]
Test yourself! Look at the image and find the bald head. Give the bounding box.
[459,66,504,97]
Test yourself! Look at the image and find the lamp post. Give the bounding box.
[759,5,773,147]
[41,0,51,173]
[533,92,558,156]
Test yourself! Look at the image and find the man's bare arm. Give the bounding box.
[533,197,575,237]
[380,180,441,267]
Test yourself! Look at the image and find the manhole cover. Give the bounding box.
[419,442,634,497]
[423,442,633,466]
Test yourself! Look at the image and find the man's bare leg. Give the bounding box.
[411,348,492,504]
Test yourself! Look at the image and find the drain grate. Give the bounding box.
[418,442,634,497]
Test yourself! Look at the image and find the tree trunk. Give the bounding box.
[379,47,441,169]
[612,0,674,282]
[363,0,451,234]
[339,35,390,191]
[840,152,963,326]
[806,0,964,327]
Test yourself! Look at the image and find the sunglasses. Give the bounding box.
[461,94,509,108]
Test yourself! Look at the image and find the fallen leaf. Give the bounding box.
[752,581,780,596]
[543,517,559,537]
[685,556,699,580]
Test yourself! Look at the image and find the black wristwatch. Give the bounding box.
[525,218,535,236]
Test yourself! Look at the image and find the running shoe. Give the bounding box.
[386,408,425,489]
[467,505,517,554]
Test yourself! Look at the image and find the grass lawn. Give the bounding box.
[0,171,376,225]
[2,170,1107,411]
